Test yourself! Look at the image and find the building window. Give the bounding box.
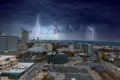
[5,58,10,61]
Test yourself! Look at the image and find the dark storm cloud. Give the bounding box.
[0,0,120,40]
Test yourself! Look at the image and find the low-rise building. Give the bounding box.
[2,63,34,79]
[34,43,53,51]
[17,43,28,50]
[0,55,34,80]
[0,55,18,72]
[47,52,68,64]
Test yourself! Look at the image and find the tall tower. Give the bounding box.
[87,44,93,54]
[21,28,29,43]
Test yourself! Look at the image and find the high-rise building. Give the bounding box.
[87,44,93,54]
[0,36,17,51]
[76,43,82,50]
[22,30,29,43]
[82,43,93,54]
[82,43,88,53]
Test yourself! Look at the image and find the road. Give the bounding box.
[19,62,45,80]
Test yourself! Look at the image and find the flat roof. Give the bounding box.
[0,55,15,60]
[48,52,65,55]
[3,63,34,74]
[71,78,76,80]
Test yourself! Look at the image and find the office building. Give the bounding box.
[0,36,17,51]
[22,30,29,43]
[87,44,93,54]
[82,44,88,53]
[47,52,68,64]
[82,44,93,54]
[76,43,82,50]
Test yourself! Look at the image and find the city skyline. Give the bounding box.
[0,0,120,41]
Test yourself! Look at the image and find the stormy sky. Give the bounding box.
[0,0,120,41]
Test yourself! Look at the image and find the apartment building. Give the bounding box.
[0,55,18,72]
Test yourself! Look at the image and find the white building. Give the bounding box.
[0,36,17,51]
[0,55,34,80]
[34,43,53,51]
[0,55,18,72]
[69,45,74,52]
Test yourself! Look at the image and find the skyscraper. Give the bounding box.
[22,30,29,43]
[0,36,17,51]
[82,43,93,54]
[87,44,93,54]
[76,43,82,50]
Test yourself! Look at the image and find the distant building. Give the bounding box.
[87,44,93,54]
[69,45,74,52]
[47,52,68,64]
[28,46,48,53]
[0,36,17,51]
[34,43,53,51]
[82,44,88,53]
[17,43,28,50]
[22,30,29,43]
[57,47,70,52]
[76,43,82,50]
[82,44,93,54]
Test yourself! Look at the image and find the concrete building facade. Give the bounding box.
[22,30,29,43]
[0,36,17,51]
[0,55,18,72]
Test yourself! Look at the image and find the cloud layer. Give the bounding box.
[0,0,120,40]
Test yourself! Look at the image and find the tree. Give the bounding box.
[26,43,35,48]
[82,56,87,62]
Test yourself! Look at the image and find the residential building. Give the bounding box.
[0,55,18,72]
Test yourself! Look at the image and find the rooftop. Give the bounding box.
[0,55,15,60]
[3,63,34,73]
[28,46,48,53]
[48,52,65,55]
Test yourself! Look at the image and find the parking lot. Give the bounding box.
[47,66,94,80]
